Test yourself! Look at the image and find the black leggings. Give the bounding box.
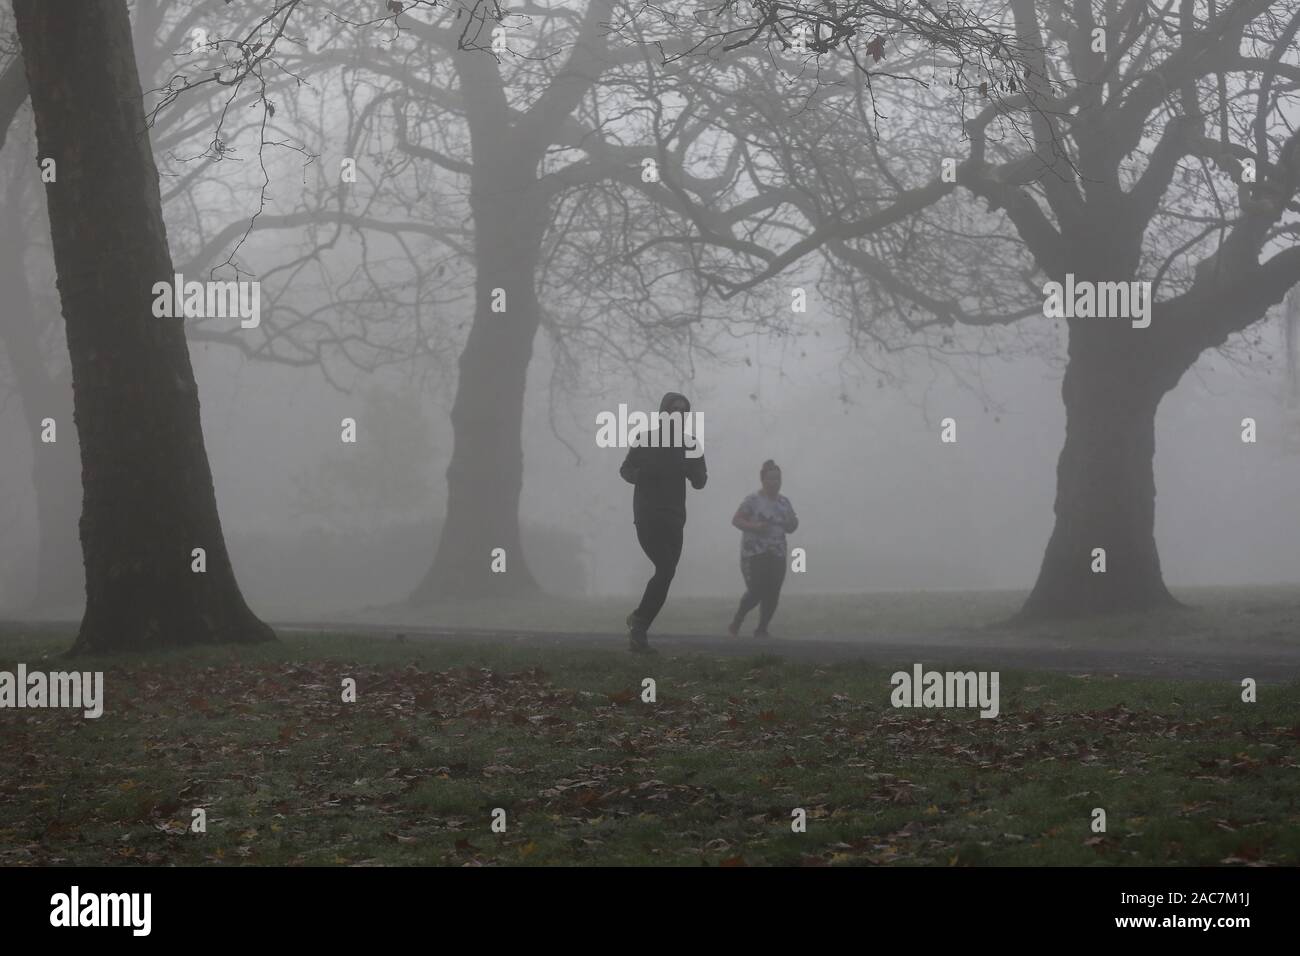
[732,551,787,632]
[632,519,684,628]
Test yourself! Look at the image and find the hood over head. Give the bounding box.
[659,391,691,414]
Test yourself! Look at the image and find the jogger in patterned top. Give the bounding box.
[728,460,798,638]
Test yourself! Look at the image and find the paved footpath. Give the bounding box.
[274,620,1300,683]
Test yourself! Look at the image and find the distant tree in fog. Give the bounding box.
[279,0,1013,602]
[645,0,1300,620]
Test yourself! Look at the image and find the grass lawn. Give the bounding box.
[1,625,1296,866]
[327,584,1300,650]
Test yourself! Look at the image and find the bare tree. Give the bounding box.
[290,0,1011,601]
[0,0,332,611]
[13,0,273,651]
[637,0,1300,620]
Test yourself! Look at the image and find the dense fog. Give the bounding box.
[4,284,1297,616]
[2,0,1298,621]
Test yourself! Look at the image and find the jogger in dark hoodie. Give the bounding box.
[619,392,707,653]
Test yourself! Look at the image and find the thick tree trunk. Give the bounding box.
[14,0,272,651]
[410,169,547,602]
[1019,323,1186,620]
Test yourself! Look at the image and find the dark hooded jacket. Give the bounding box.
[619,392,707,524]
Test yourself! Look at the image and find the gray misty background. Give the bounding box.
[3,290,1297,616]
[1,0,1299,620]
